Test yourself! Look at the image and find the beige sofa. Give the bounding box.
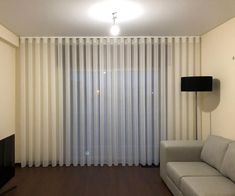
[160,135,235,196]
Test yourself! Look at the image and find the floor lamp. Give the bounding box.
[181,76,213,140]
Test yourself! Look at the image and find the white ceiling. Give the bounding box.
[0,0,235,36]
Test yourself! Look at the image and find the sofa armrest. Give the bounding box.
[160,140,204,182]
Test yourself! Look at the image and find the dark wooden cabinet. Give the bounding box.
[0,134,15,188]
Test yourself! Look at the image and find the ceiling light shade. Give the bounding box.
[110,24,120,36]
[89,1,143,23]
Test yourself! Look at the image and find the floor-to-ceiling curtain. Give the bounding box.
[19,37,201,167]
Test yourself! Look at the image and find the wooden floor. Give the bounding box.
[0,166,172,196]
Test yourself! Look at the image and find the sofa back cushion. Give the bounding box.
[220,142,235,182]
[200,135,231,171]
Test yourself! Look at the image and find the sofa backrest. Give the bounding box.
[220,142,235,183]
[200,135,232,171]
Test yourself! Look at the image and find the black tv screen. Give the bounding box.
[0,134,15,188]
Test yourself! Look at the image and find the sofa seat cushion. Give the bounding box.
[166,162,222,187]
[221,142,235,182]
[181,176,235,196]
[201,135,232,171]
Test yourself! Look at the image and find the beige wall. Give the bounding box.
[201,17,235,140]
[0,40,15,140]
[0,25,18,140]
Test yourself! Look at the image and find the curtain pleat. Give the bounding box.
[153,38,160,165]
[167,37,174,140]
[126,38,132,166]
[146,38,153,165]
[112,39,118,165]
[139,38,146,165]
[99,38,105,166]
[188,37,195,140]
[42,38,49,167]
[20,37,201,167]
[50,38,57,166]
[174,37,182,140]
[181,37,188,140]
[195,37,202,139]
[132,38,139,166]
[71,38,78,166]
[78,38,85,166]
[65,38,71,166]
[27,38,33,167]
[120,38,126,166]
[160,38,167,141]
[106,38,112,166]
[57,38,64,166]
[34,38,41,167]
[85,38,93,166]
[93,38,99,166]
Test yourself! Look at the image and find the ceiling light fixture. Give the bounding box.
[110,12,120,36]
[89,1,143,23]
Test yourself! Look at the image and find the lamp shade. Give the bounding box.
[181,76,213,92]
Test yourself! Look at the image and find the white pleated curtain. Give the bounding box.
[19,37,201,167]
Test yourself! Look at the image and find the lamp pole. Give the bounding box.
[181,76,213,140]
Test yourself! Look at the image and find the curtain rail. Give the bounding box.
[20,36,201,39]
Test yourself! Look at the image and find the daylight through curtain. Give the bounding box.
[19,37,201,167]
